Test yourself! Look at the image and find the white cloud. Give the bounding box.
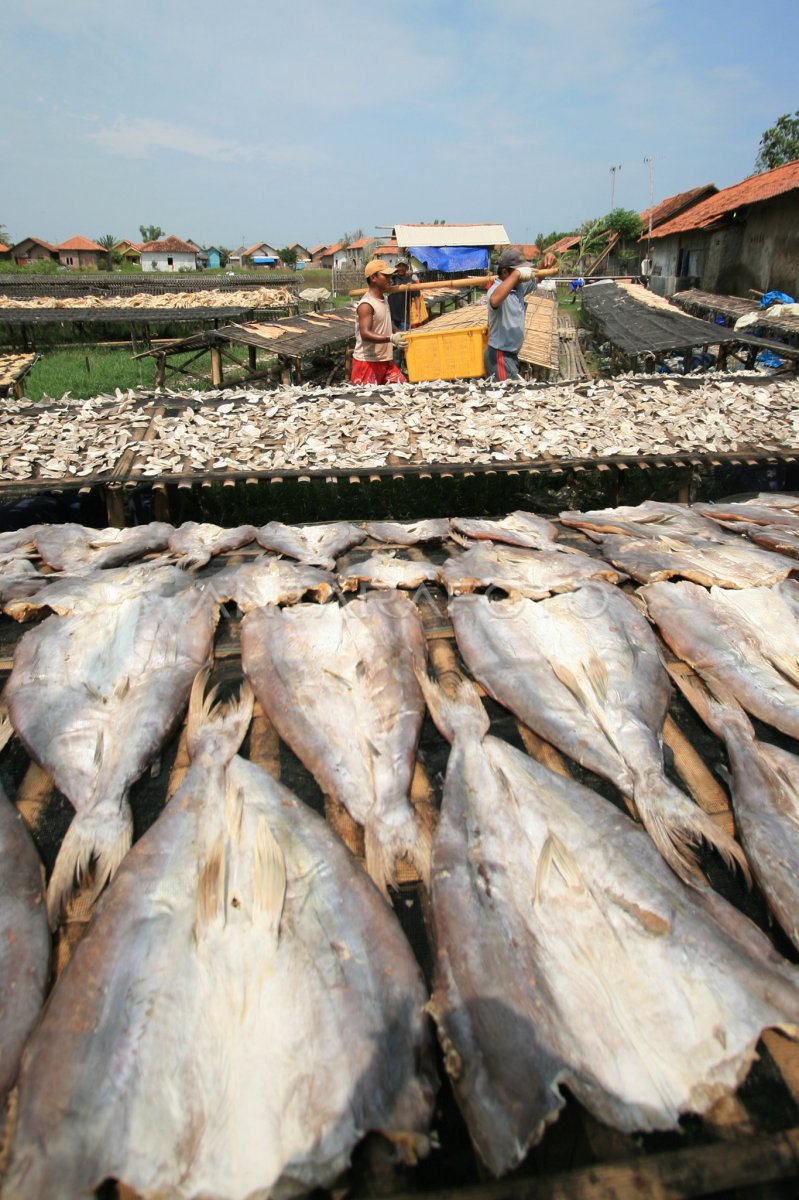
[89,117,254,163]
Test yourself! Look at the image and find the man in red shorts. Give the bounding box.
[351,259,409,384]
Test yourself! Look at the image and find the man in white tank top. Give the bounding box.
[351,259,408,384]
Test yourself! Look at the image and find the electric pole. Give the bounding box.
[644,156,655,247]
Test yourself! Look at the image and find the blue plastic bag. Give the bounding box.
[760,290,794,308]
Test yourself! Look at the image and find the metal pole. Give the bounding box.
[610,164,621,210]
[644,157,655,247]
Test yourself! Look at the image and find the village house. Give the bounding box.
[287,243,312,266]
[309,244,328,265]
[140,235,198,273]
[196,246,222,269]
[647,159,799,298]
[228,242,282,269]
[57,236,106,270]
[113,239,144,265]
[0,243,11,263]
[10,237,59,266]
[319,243,344,269]
[340,236,377,269]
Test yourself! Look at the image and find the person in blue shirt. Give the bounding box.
[485,248,556,380]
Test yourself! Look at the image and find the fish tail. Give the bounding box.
[364,809,433,898]
[0,713,12,753]
[186,671,254,765]
[414,667,490,745]
[46,802,134,927]
[634,775,751,889]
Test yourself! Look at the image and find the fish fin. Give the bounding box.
[534,833,582,907]
[584,656,609,703]
[252,816,286,942]
[194,832,226,938]
[0,714,11,753]
[365,806,434,898]
[634,776,751,889]
[364,822,395,900]
[414,667,490,745]
[46,802,133,928]
[186,674,253,765]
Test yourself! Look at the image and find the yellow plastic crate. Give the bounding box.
[404,326,487,383]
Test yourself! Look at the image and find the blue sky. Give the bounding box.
[2,0,797,250]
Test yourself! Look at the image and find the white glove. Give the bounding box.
[515,266,535,282]
[391,331,409,347]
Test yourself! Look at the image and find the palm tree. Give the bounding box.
[96,234,117,272]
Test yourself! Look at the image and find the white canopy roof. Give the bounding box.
[393,224,509,248]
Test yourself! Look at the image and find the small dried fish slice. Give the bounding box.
[34,522,175,572]
[338,553,440,592]
[205,556,336,611]
[441,542,622,599]
[256,520,366,569]
[450,510,562,550]
[365,518,451,545]
[167,521,257,569]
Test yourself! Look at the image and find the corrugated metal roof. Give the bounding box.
[651,159,799,239]
[394,223,509,247]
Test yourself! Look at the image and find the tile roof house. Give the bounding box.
[309,244,328,264]
[320,242,344,268]
[647,159,799,297]
[113,239,145,264]
[228,242,282,269]
[11,237,59,266]
[0,243,11,262]
[57,236,106,270]
[139,235,198,273]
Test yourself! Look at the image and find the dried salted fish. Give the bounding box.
[441,542,622,599]
[256,520,366,569]
[338,552,440,592]
[641,579,799,742]
[167,521,257,569]
[365,518,451,544]
[0,525,46,556]
[5,580,217,922]
[3,683,436,1200]
[596,532,797,588]
[694,497,799,530]
[742,523,799,558]
[205,556,336,612]
[450,586,746,884]
[0,558,48,608]
[559,500,727,542]
[242,593,431,895]
[4,562,191,622]
[34,521,175,572]
[450,510,563,550]
[0,775,50,1099]
[417,672,799,1178]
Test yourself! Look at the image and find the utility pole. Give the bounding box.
[610,164,621,211]
[644,156,655,247]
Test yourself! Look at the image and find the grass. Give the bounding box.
[21,347,207,401]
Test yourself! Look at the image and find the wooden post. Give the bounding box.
[210,346,224,388]
[248,345,257,372]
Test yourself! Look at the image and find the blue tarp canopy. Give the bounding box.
[408,245,489,272]
[252,256,277,264]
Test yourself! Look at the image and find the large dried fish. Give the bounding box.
[641,579,799,741]
[3,683,436,1199]
[560,500,726,542]
[167,520,257,569]
[205,556,336,611]
[0,558,47,608]
[742,523,799,558]
[338,552,440,592]
[417,673,799,1177]
[34,521,175,572]
[365,518,451,544]
[256,520,366,569]
[0,773,50,1099]
[0,526,45,557]
[441,542,622,599]
[596,532,796,587]
[242,593,431,895]
[4,562,191,622]
[694,498,799,530]
[450,586,746,883]
[450,510,563,550]
[5,582,217,922]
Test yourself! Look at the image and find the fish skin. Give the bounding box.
[0,525,47,557]
[441,542,623,600]
[4,562,192,622]
[743,523,799,558]
[256,520,366,569]
[3,682,436,1200]
[167,520,257,569]
[34,522,175,572]
[242,592,431,895]
[693,500,799,530]
[0,778,51,1099]
[338,553,440,592]
[365,518,451,545]
[642,579,799,741]
[418,673,799,1178]
[206,556,337,611]
[560,500,727,542]
[5,584,218,923]
[450,586,746,885]
[0,558,46,608]
[596,532,797,587]
[450,510,563,550]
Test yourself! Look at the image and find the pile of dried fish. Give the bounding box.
[2,374,798,482]
[0,286,296,310]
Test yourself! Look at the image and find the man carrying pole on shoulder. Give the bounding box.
[350,260,409,385]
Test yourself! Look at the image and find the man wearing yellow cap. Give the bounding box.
[351,259,409,384]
